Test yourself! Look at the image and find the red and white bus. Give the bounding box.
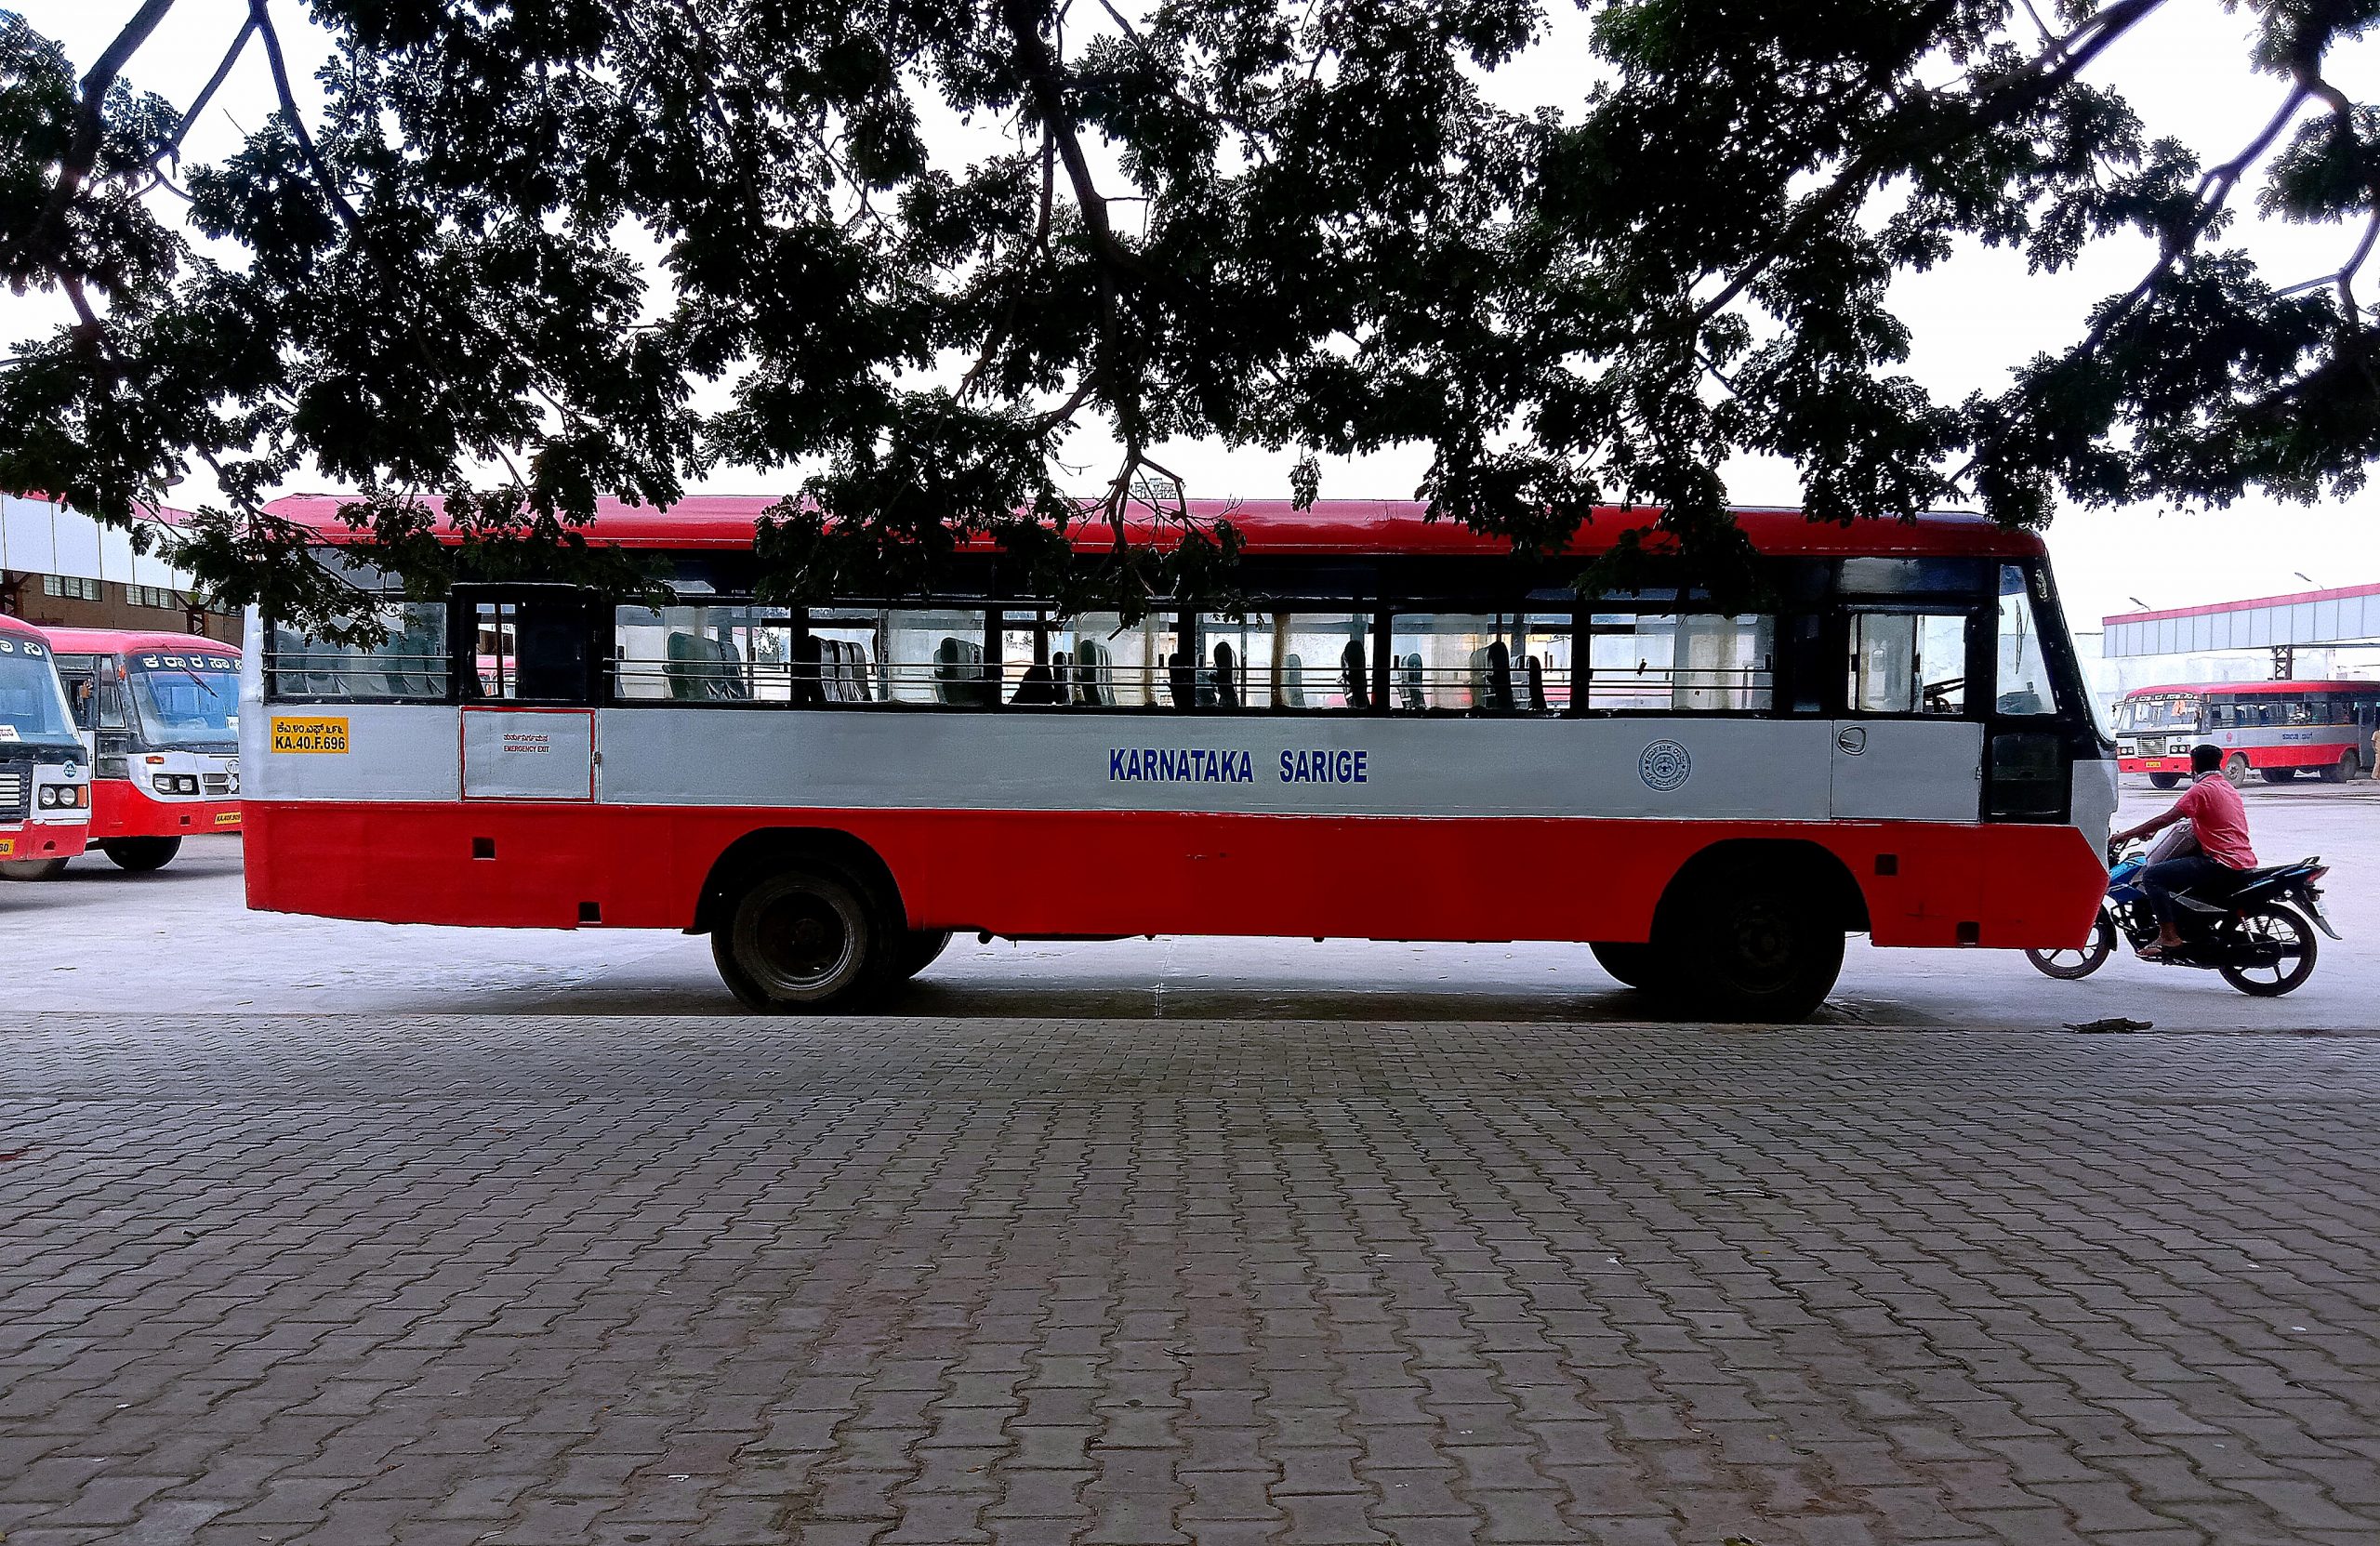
[2114,681,2380,786]
[44,628,243,872]
[240,497,2116,1020]
[0,612,91,879]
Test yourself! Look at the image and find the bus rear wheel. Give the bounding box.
[2324,749,2360,783]
[893,929,954,982]
[1653,863,1845,1023]
[713,864,886,1011]
[0,858,69,881]
[100,838,180,873]
[2148,772,2181,789]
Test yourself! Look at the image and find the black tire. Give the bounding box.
[2148,772,2181,789]
[892,929,954,982]
[711,863,887,1011]
[2219,903,2319,998]
[1589,941,1662,990]
[0,857,69,881]
[1651,861,1845,1022]
[2323,750,2359,784]
[2026,910,2117,980]
[2259,767,2294,784]
[2224,753,2251,786]
[100,838,180,873]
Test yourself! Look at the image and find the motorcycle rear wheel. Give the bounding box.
[2218,903,2318,997]
[2026,911,2117,980]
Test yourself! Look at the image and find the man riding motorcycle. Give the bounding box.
[2109,742,2257,960]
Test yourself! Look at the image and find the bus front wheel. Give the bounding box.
[0,858,69,881]
[100,838,180,873]
[2224,753,2252,786]
[1653,863,1845,1023]
[2148,773,2181,789]
[713,864,886,1012]
[1589,941,1662,991]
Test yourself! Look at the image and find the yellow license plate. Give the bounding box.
[215,811,241,826]
[0,838,13,858]
[271,715,349,754]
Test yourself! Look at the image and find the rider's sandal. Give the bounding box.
[2135,942,2173,960]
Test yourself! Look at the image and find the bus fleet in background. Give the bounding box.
[0,624,241,879]
[2113,681,2380,787]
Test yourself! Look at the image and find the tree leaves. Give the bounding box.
[3,0,2379,629]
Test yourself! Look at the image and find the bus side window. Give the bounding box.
[1847,612,1966,715]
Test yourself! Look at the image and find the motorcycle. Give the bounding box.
[2026,840,2337,996]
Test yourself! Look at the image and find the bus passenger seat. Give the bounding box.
[1401,653,1425,712]
[1486,640,1515,712]
[1526,655,1547,713]
[1283,653,1306,709]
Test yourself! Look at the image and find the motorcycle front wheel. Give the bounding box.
[2219,903,2319,997]
[2026,910,2117,980]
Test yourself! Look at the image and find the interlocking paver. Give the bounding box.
[4,1011,2380,1544]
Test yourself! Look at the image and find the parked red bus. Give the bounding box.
[0,612,91,879]
[44,628,242,871]
[241,496,2116,1021]
[2114,681,2380,787]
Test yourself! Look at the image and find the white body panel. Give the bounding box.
[462,709,595,801]
[241,700,2028,827]
[1829,720,1982,822]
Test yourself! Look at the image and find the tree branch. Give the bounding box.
[1689,0,2166,330]
[18,0,179,270]
[157,13,258,169]
[249,0,360,230]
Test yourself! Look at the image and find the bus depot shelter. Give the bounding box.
[2104,580,2380,681]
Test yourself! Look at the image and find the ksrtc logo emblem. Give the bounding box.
[1638,739,1691,792]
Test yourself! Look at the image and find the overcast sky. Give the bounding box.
[18,1,2380,631]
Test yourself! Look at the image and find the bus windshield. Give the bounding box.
[126,651,240,749]
[2116,694,2201,733]
[0,644,77,746]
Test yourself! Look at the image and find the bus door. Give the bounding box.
[1831,606,1984,821]
[451,585,601,801]
[54,652,132,774]
[1982,563,2078,822]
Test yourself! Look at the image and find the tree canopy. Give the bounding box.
[4,0,2379,626]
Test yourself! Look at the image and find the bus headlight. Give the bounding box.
[38,786,57,809]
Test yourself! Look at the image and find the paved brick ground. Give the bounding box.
[3,1014,2377,1545]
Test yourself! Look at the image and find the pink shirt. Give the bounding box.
[2175,773,2257,869]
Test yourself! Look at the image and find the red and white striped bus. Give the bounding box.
[43,628,243,872]
[2114,681,2380,787]
[0,612,90,879]
[241,497,2116,1020]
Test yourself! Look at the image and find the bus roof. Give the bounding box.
[39,627,241,658]
[2120,680,2373,698]
[0,612,51,643]
[258,494,2048,561]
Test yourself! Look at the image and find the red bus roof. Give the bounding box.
[2119,680,2373,698]
[39,627,241,658]
[258,494,2046,561]
[0,613,52,643]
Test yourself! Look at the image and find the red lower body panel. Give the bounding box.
[244,800,2108,950]
[0,820,86,862]
[90,781,242,841]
